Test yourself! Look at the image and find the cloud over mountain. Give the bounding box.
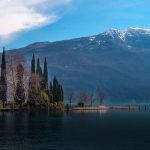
[0,0,72,42]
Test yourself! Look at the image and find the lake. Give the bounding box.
[0,109,150,150]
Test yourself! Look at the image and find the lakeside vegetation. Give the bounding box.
[0,48,141,112]
[0,48,108,111]
[0,48,64,110]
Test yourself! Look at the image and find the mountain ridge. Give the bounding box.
[6,27,150,102]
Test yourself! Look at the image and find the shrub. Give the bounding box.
[40,91,49,104]
[77,102,84,107]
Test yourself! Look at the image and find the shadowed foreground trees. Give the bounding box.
[27,54,64,109]
[0,49,107,109]
[0,48,7,107]
[52,76,64,103]
[0,51,64,110]
[14,64,25,107]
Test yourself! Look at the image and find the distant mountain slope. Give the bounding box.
[8,28,150,102]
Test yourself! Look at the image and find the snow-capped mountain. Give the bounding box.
[102,27,150,40]
[7,28,150,102]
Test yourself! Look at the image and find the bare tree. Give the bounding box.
[14,64,25,107]
[78,90,89,106]
[7,52,30,104]
[6,52,26,102]
[87,91,95,106]
[97,90,106,105]
[28,73,43,106]
[67,88,75,107]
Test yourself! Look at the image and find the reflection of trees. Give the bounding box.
[98,110,108,119]
[0,112,29,149]
[0,111,64,149]
[26,111,64,149]
[96,110,108,129]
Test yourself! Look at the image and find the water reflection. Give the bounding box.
[0,110,149,150]
[0,111,64,150]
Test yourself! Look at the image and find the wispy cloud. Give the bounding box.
[0,0,72,42]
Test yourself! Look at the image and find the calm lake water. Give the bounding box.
[0,109,150,150]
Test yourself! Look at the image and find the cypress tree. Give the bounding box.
[43,57,48,89]
[1,47,6,70]
[36,58,43,90]
[49,81,53,102]
[36,58,39,74]
[28,55,37,107]
[0,47,7,107]
[14,64,25,107]
[28,76,37,107]
[36,58,42,76]
[52,76,64,102]
[36,58,40,74]
[57,84,64,102]
[39,66,43,76]
[31,54,35,74]
[52,76,58,102]
[50,81,53,92]
[60,85,64,101]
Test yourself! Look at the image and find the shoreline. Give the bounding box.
[0,105,146,112]
[68,105,140,111]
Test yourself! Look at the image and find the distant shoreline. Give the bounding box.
[0,105,146,112]
[64,105,146,111]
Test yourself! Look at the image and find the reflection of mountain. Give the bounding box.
[7,28,150,102]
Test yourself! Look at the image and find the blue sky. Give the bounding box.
[1,0,150,50]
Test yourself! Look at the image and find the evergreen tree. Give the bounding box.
[31,54,35,74]
[28,78,38,107]
[36,58,39,74]
[0,47,7,107]
[50,81,53,92]
[36,58,42,76]
[36,58,43,90]
[28,54,64,108]
[14,64,25,107]
[43,57,48,89]
[49,81,53,102]
[39,66,43,76]
[57,84,64,102]
[52,76,58,102]
[52,76,64,102]
[60,85,64,101]
[28,55,37,107]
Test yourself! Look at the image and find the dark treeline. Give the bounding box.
[0,48,7,107]
[0,48,106,109]
[0,49,64,109]
[28,54,64,108]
